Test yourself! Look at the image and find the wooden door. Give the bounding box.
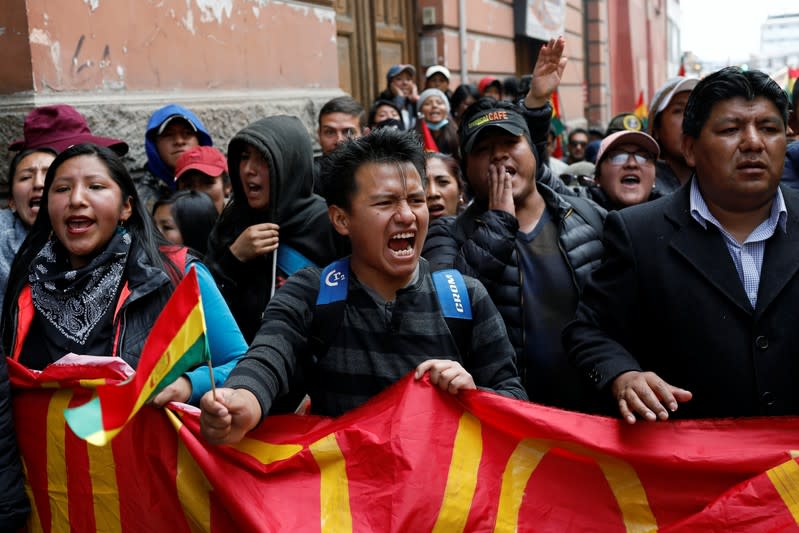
[335,0,416,106]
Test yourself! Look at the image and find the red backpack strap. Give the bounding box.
[12,285,35,361]
[111,282,131,356]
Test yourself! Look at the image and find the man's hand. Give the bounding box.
[611,371,692,424]
[415,359,476,394]
[200,388,262,445]
[229,223,280,262]
[525,36,568,108]
[487,164,516,215]
[151,376,192,407]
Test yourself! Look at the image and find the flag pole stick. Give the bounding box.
[208,361,217,398]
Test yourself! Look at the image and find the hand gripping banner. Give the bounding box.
[9,355,799,532]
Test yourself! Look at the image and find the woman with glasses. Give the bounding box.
[588,130,663,211]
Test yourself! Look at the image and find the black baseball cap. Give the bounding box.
[460,107,530,154]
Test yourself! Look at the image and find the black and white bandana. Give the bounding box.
[29,229,131,347]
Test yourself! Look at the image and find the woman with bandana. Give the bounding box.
[1,143,246,407]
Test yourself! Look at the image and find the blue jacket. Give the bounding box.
[145,104,213,188]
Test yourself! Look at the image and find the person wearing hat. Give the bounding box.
[135,104,213,214]
[366,99,403,131]
[378,64,419,130]
[174,146,231,214]
[605,112,644,136]
[477,76,503,100]
[2,104,129,316]
[424,65,452,100]
[415,88,459,155]
[423,97,606,411]
[647,77,699,194]
[588,130,663,211]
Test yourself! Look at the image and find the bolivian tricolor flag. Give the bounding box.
[64,267,209,446]
[634,89,648,129]
[550,90,565,159]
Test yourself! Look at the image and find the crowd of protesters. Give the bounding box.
[1,33,798,529]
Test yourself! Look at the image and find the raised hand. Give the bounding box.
[525,36,568,108]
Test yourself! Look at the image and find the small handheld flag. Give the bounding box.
[550,90,565,159]
[420,120,440,153]
[634,90,648,130]
[64,267,210,445]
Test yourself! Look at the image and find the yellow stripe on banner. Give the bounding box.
[165,410,212,533]
[432,412,482,533]
[130,304,205,416]
[309,434,352,533]
[232,437,303,465]
[491,438,656,533]
[78,378,111,388]
[21,457,44,533]
[86,439,121,533]
[767,458,799,525]
[46,389,73,533]
[592,452,657,532]
[493,439,549,532]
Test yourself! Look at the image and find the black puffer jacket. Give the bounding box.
[205,116,347,343]
[0,351,29,531]
[422,183,605,377]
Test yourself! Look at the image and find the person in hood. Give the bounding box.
[135,104,213,213]
[205,116,347,344]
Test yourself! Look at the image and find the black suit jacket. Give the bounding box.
[564,183,799,418]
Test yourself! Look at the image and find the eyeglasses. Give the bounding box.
[606,151,655,165]
[569,140,587,147]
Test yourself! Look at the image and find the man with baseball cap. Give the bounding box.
[174,146,231,214]
[647,77,699,194]
[588,130,662,211]
[378,64,419,130]
[423,97,605,411]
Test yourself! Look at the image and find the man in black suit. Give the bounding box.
[564,67,794,423]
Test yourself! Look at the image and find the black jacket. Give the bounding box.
[422,184,605,389]
[205,116,347,343]
[0,352,29,531]
[2,241,183,371]
[565,183,799,418]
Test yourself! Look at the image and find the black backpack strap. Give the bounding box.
[431,269,473,360]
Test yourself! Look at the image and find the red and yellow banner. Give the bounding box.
[10,358,799,532]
